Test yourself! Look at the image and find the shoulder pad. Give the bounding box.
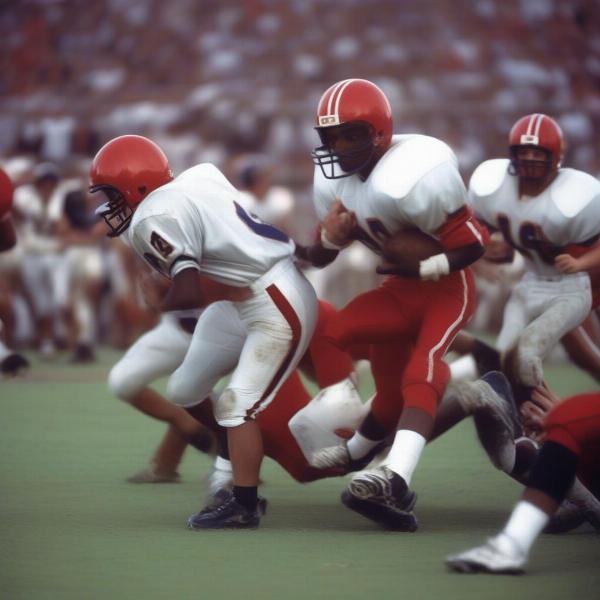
[371,135,457,199]
[551,168,600,218]
[469,159,510,198]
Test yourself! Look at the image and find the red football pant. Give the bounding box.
[325,270,476,431]
[544,392,600,498]
[258,300,355,482]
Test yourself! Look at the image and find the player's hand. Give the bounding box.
[520,381,561,440]
[321,199,356,247]
[554,253,581,274]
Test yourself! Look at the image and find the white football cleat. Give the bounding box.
[446,534,527,574]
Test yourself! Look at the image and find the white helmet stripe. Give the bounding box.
[533,114,545,138]
[326,79,349,115]
[333,79,356,118]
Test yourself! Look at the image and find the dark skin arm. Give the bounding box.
[294,242,339,268]
[377,242,485,277]
[160,267,253,312]
[161,267,207,312]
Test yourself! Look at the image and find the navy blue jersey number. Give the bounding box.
[234,201,289,243]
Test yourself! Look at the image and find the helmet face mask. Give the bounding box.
[92,184,134,238]
[312,79,393,180]
[509,146,554,180]
[312,121,378,179]
[507,114,564,184]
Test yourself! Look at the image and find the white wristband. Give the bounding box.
[320,228,346,251]
[419,253,450,281]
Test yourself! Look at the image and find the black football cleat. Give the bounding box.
[1,352,30,376]
[187,494,263,530]
[342,466,418,531]
[200,488,268,516]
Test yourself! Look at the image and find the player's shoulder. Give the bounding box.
[371,134,458,199]
[175,163,231,187]
[468,159,511,199]
[550,167,600,218]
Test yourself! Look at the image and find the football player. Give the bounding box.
[90,135,318,529]
[0,167,29,376]
[297,79,489,530]
[446,389,600,574]
[468,114,600,397]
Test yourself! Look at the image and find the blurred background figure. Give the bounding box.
[0,0,599,365]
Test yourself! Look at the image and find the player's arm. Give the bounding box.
[298,198,356,268]
[294,228,340,268]
[555,239,600,275]
[378,206,487,280]
[161,266,207,311]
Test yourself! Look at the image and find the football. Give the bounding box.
[382,228,443,262]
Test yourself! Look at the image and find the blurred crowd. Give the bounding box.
[0,0,598,363]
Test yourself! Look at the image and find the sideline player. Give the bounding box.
[468,114,600,398]
[299,78,488,530]
[0,167,29,375]
[446,389,600,574]
[90,135,317,529]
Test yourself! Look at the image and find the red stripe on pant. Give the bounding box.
[245,284,302,420]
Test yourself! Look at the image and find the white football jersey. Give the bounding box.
[469,159,600,277]
[127,164,295,285]
[313,134,468,254]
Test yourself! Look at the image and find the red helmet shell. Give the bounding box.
[90,135,173,208]
[509,114,564,170]
[0,167,14,218]
[316,79,393,150]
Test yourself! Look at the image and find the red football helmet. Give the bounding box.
[312,79,393,179]
[508,113,564,179]
[0,167,14,219]
[90,135,173,237]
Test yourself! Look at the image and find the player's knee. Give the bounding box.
[516,346,543,387]
[108,363,142,401]
[401,382,439,417]
[214,388,249,427]
[528,440,578,504]
[166,371,198,407]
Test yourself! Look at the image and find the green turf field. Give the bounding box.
[1,349,599,600]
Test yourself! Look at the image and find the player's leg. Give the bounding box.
[188,262,317,529]
[109,313,213,480]
[347,271,476,530]
[298,300,355,387]
[447,393,600,574]
[512,278,592,388]
[560,314,600,383]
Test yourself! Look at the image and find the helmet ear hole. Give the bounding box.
[138,186,147,196]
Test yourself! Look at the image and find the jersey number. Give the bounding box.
[352,218,390,253]
[234,202,289,243]
[497,213,558,264]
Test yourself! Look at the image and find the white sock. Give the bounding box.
[383,429,427,486]
[449,355,478,381]
[501,500,549,555]
[214,456,232,472]
[347,431,381,460]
